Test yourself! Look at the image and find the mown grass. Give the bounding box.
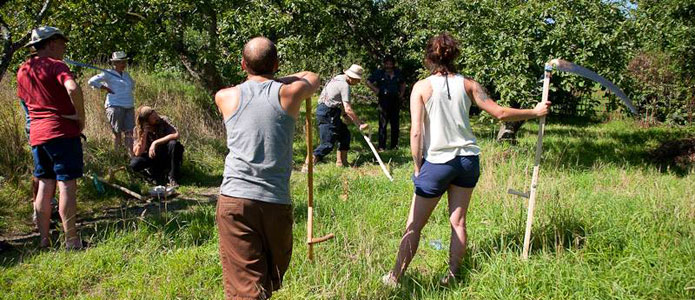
[1,68,694,299]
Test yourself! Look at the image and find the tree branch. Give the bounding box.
[0,0,52,81]
[13,0,52,48]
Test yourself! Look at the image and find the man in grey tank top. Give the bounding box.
[214,37,320,300]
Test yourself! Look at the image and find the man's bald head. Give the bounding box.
[242,37,278,75]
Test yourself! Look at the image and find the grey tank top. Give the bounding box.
[219,80,295,205]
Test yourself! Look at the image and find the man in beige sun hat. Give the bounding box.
[304,64,370,170]
[88,51,136,156]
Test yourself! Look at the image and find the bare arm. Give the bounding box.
[409,80,429,175]
[133,132,147,156]
[467,79,550,121]
[365,80,379,95]
[64,79,85,132]
[153,132,179,145]
[342,101,367,130]
[278,71,321,118]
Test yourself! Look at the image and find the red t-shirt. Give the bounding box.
[16,56,80,146]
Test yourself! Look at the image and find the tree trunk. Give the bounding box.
[0,0,51,82]
[177,53,224,94]
[496,120,526,143]
[0,33,21,82]
[0,18,29,82]
[173,8,224,94]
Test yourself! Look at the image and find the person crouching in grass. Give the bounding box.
[129,106,184,187]
[382,32,551,287]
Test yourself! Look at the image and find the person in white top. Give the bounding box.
[382,33,551,287]
[88,51,136,156]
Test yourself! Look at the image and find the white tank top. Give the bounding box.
[423,74,480,163]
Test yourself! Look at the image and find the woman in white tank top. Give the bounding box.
[383,33,551,287]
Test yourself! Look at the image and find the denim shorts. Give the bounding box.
[32,137,84,181]
[413,155,480,198]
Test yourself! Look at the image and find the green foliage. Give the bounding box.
[4,0,681,120]
[390,0,634,111]
[627,51,690,124]
[629,0,695,124]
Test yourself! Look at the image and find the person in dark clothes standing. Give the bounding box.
[366,55,406,150]
[129,106,184,186]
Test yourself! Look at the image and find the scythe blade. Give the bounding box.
[549,59,637,115]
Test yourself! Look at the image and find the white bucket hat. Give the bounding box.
[110,51,129,62]
[344,64,364,80]
[24,26,68,48]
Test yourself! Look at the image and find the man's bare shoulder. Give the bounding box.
[215,86,239,103]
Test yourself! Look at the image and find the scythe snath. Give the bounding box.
[305,98,335,261]
[508,59,637,260]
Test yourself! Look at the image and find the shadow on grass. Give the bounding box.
[179,161,222,187]
[478,215,591,258]
[542,123,693,176]
[0,193,217,268]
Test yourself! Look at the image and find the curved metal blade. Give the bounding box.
[550,59,637,115]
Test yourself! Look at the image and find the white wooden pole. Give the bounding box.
[361,134,394,181]
[522,63,552,260]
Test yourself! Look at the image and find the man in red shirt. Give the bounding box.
[17,26,85,249]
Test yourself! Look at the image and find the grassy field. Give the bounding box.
[1,69,694,299]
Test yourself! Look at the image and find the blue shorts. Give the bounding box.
[413,155,480,198]
[32,137,84,181]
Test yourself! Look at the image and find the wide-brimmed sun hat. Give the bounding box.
[24,26,68,48]
[110,51,129,62]
[344,64,364,80]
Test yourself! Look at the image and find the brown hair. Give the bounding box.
[135,106,155,143]
[424,33,460,74]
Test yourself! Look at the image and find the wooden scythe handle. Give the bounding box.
[309,233,335,245]
[305,98,335,261]
[306,98,315,260]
